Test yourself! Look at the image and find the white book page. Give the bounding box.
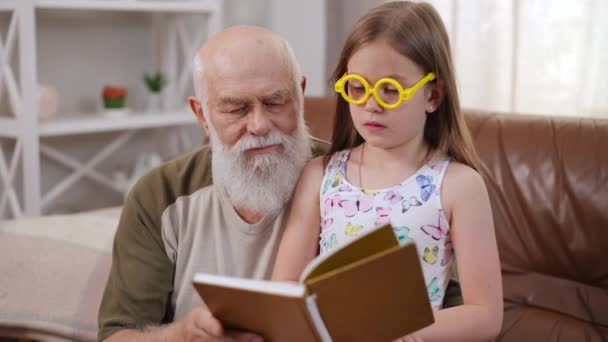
[194,273,306,298]
[305,294,333,342]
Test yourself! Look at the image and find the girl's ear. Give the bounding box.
[426,80,446,113]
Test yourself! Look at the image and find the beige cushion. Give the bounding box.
[0,207,121,341]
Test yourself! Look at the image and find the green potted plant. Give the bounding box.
[144,72,165,111]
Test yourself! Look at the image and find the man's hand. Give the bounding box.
[105,307,263,342]
[168,307,263,342]
[168,307,223,341]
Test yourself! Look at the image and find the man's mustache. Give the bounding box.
[231,130,293,154]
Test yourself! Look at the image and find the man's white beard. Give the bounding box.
[208,115,312,216]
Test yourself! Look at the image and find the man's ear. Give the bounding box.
[426,80,446,113]
[300,76,307,95]
[189,96,210,136]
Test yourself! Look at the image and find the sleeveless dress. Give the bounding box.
[319,149,454,309]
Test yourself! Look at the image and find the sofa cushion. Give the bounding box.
[501,306,608,341]
[465,111,608,287]
[465,111,608,340]
[0,207,120,341]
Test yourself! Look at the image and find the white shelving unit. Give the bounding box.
[0,0,221,218]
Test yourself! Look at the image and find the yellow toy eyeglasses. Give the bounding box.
[334,72,436,109]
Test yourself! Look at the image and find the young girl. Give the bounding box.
[272,1,502,340]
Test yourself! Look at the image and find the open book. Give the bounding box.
[192,224,434,342]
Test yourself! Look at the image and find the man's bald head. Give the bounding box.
[193,25,302,104]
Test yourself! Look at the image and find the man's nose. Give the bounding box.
[247,107,272,136]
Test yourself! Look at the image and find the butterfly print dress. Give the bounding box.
[319,149,454,310]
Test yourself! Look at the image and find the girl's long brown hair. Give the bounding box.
[326,1,480,171]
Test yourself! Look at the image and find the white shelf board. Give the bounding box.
[39,111,197,137]
[0,117,19,138]
[35,0,219,13]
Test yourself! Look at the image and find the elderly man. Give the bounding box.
[99,25,461,342]
[98,25,320,341]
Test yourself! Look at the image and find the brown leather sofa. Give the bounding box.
[304,97,608,342]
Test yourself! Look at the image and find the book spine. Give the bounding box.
[306,294,333,342]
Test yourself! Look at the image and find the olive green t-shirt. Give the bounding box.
[97,140,329,341]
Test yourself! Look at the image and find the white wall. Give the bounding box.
[223,0,327,96]
[270,0,327,95]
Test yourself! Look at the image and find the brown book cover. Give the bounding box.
[193,224,434,342]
